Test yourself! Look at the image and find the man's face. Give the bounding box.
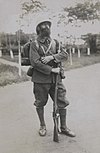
[40,23,51,37]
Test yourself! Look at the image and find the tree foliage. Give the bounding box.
[0,31,31,48]
[15,30,30,45]
[21,0,45,16]
[63,1,100,23]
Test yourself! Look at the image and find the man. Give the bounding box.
[30,20,76,137]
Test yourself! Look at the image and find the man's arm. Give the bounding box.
[30,41,52,75]
[30,41,60,75]
[53,46,69,63]
[41,41,69,64]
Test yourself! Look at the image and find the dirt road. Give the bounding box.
[0,63,100,153]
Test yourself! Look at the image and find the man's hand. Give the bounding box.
[41,56,54,64]
[51,67,60,74]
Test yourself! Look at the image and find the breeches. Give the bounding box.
[33,82,69,109]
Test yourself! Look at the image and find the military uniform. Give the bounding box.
[30,20,76,137]
[30,36,69,109]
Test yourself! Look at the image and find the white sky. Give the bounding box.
[0,0,100,38]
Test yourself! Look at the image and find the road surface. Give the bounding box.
[0,63,100,153]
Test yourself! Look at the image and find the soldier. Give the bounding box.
[30,20,76,137]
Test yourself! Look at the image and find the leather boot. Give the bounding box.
[36,107,47,136]
[59,109,76,137]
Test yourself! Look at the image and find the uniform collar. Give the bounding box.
[37,36,51,43]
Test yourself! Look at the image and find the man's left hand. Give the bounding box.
[41,56,54,64]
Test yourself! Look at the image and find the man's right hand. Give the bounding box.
[51,67,60,74]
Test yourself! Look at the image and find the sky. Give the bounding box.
[0,0,100,39]
[0,0,84,32]
[0,0,22,32]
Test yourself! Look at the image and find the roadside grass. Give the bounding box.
[2,52,100,70]
[2,55,18,63]
[0,63,29,87]
[0,52,100,87]
[63,53,100,70]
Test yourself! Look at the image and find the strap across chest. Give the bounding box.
[40,40,53,55]
[40,39,58,56]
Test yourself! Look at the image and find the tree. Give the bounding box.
[0,33,7,47]
[63,1,100,24]
[16,30,30,45]
[21,0,45,17]
[59,1,100,53]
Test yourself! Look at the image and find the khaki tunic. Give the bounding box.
[30,36,69,108]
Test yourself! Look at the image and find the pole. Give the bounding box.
[9,35,14,59]
[18,28,21,76]
[72,47,75,54]
[0,35,2,57]
[69,47,73,65]
[78,47,81,58]
[87,47,90,55]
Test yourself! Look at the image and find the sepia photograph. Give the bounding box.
[0,0,100,153]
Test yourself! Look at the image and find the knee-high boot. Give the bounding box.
[36,107,45,126]
[59,109,76,137]
[36,107,46,136]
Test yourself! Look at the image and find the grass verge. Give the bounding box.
[63,53,100,70]
[0,53,100,87]
[0,63,29,87]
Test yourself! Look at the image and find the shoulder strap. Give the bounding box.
[45,39,53,54]
[40,39,56,55]
[34,39,39,49]
[35,39,59,55]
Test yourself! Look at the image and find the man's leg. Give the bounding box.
[33,83,50,136]
[36,107,46,136]
[59,108,76,137]
[57,82,76,137]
